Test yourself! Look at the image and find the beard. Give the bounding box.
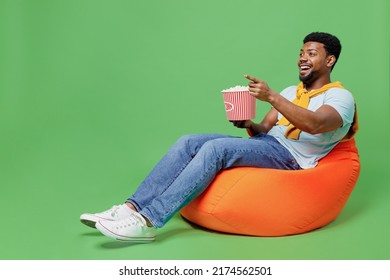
[299,70,318,86]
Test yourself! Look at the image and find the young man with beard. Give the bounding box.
[80,32,356,242]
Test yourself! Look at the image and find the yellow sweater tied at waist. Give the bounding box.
[277,81,347,140]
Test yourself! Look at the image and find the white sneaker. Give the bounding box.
[96,212,157,242]
[80,204,135,228]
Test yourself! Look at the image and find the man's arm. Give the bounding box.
[245,75,343,134]
[231,107,278,135]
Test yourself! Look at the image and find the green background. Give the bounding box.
[0,0,389,260]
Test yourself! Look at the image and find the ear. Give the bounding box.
[326,55,336,68]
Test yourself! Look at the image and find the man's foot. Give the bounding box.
[80,204,135,228]
[96,212,156,242]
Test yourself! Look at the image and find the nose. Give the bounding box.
[299,54,309,62]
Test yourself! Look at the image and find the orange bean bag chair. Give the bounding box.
[180,138,360,236]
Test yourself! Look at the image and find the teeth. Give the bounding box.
[300,66,310,70]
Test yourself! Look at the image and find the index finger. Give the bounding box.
[244,74,260,83]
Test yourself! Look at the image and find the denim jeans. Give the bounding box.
[127,133,301,228]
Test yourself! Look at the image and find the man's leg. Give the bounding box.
[81,134,235,230]
[127,134,238,212]
[138,134,301,228]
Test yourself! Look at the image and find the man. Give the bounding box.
[80,32,356,242]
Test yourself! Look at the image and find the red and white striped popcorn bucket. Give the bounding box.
[222,89,256,120]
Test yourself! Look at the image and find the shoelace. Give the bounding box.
[115,213,145,230]
[103,205,121,218]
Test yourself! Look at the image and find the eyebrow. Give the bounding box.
[301,48,319,52]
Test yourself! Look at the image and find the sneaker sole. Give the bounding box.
[80,219,97,228]
[96,221,156,242]
[80,214,115,229]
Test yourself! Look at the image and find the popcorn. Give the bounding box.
[222,85,249,93]
[221,86,256,120]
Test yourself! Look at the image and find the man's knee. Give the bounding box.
[174,134,207,155]
[176,134,198,147]
[198,139,223,157]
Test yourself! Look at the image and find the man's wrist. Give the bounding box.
[246,121,256,136]
[246,127,255,137]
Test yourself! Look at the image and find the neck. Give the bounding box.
[304,76,331,91]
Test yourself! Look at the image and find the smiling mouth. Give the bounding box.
[299,65,311,75]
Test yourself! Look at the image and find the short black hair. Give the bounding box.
[304,32,342,69]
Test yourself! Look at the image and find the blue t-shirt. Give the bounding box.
[267,85,355,169]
